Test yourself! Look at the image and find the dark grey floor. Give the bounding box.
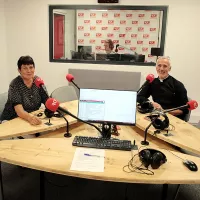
[1,162,200,200]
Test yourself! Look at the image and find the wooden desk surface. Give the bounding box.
[0,101,78,139]
[136,112,200,155]
[0,124,200,184]
[1,100,200,156]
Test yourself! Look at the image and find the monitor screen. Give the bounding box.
[106,54,120,61]
[96,53,107,61]
[78,88,137,125]
[96,53,120,61]
[120,54,135,62]
[78,46,92,54]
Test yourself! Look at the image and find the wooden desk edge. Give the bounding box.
[1,157,200,185]
[136,123,200,156]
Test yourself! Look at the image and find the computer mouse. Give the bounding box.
[183,160,198,171]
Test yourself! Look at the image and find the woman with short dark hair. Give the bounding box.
[0,56,48,125]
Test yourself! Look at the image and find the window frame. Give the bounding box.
[49,5,168,66]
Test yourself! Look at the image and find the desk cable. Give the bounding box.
[152,123,175,136]
[123,146,154,175]
[160,148,185,161]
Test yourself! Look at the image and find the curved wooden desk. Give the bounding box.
[0,101,78,139]
[1,100,200,156]
[0,124,200,184]
[136,112,200,155]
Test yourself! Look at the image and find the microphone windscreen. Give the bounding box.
[45,98,60,112]
[187,100,198,110]
[35,77,44,88]
[66,74,74,82]
[115,44,119,52]
[146,74,155,83]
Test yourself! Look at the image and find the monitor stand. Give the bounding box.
[101,123,112,139]
[100,123,119,139]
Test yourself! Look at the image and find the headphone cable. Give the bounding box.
[123,147,154,175]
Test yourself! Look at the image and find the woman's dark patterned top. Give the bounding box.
[1,75,49,121]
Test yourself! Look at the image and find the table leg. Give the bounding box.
[40,171,45,200]
[161,184,168,200]
[0,162,4,200]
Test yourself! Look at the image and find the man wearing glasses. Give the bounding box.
[137,56,189,120]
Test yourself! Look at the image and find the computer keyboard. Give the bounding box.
[72,136,132,151]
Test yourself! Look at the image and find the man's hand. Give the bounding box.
[152,102,163,110]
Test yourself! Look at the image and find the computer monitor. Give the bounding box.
[151,48,161,57]
[78,88,137,126]
[78,46,92,54]
[71,50,82,59]
[71,50,95,60]
[96,53,107,61]
[120,54,135,62]
[106,54,120,61]
[96,53,120,61]
[135,54,145,62]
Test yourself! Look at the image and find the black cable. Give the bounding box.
[160,148,185,161]
[123,147,154,175]
[167,124,175,131]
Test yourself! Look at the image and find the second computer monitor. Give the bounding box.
[78,88,137,125]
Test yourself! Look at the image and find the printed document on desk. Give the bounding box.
[70,148,105,172]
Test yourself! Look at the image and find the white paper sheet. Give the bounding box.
[70,148,105,172]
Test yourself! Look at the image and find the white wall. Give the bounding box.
[2,0,200,122]
[0,0,9,93]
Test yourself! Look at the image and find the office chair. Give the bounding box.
[50,85,78,103]
[0,92,8,121]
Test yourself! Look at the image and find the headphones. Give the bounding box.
[139,149,167,169]
[137,101,154,114]
[150,110,169,130]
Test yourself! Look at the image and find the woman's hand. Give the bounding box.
[28,115,42,125]
[14,104,42,125]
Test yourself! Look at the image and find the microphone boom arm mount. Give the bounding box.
[141,115,160,145]
[57,110,72,137]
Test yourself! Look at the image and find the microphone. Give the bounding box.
[164,100,198,113]
[45,98,103,136]
[137,74,155,95]
[115,44,119,53]
[66,74,80,90]
[34,77,49,97]
[141,100,199,145]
